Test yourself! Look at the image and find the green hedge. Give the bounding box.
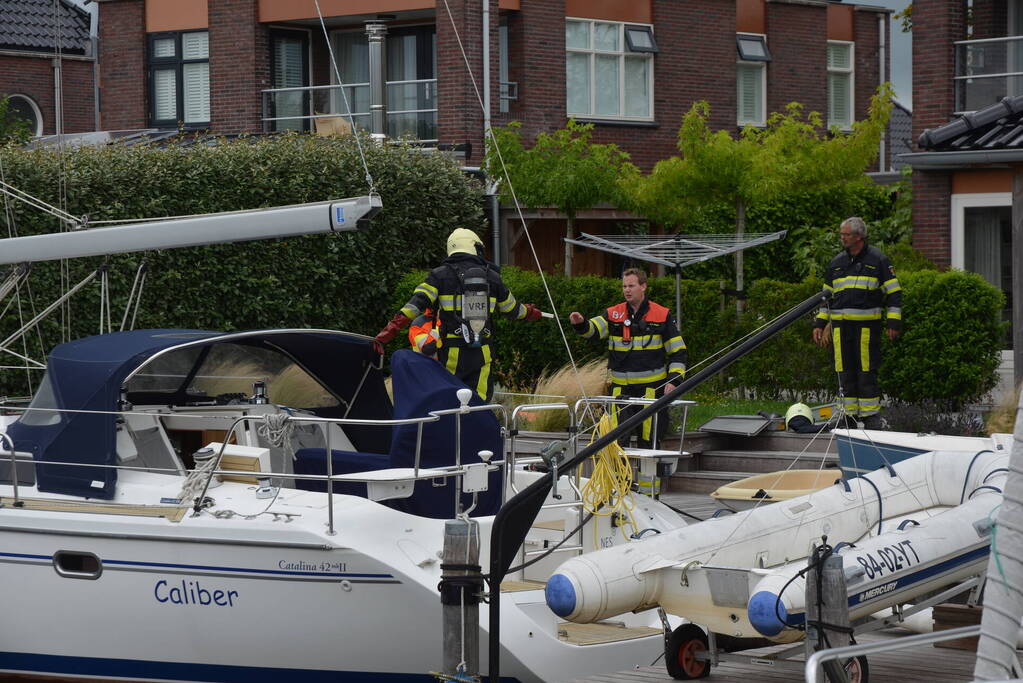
[0,134,485,396]
[386,267,1004,406]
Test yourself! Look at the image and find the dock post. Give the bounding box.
[441,518,481,681]
[805,543,852,683]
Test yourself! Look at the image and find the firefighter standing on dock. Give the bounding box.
[373,228,543,402]
[570,267,687,448]
[813,216,902,428]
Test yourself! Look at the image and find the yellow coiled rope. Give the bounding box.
[580,412,640,545]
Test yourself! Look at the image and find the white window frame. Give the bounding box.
[827,40,855,130]
[565,17,655,122]
[736,33,768,128]
[6,94,43,136]
[951,192,1014,358]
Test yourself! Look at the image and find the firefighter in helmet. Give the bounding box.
[374,228,543,402]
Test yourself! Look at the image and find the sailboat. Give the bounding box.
[0,194,695,682]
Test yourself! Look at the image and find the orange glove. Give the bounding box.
[373,313,411,353]
[524,304,543,322]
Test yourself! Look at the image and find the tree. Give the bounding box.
[621,84,894,312]
[0,97,32,146]
[485,120,632,276]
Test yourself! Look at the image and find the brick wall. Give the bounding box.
[210,0,267,134]
[911,0,966,268]
[497,0,734,173]
[854,8,888,171]
[437,0,498,164]
[766,1,827,119]
[98,0,146,130]
[913,0,965,143]
[912,169,952,266]
[1,55,95,134]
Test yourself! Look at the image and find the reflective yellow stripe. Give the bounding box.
[476,346,491,400]
[610,385,623,429]
[882,278,901,293]
[833,327,842,372]
[833,276,880,291]
[664,337,686,354]
[445,346,459,375]
[641,386,656,441]
[413,283,438,299]
[860,327,870,372]
[497,295,517,313]
[610,337,665,351]
[611,369,667,385]
[887,308,902,320]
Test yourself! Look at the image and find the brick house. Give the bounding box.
[903,0,1020,388]
[94,0,890,272]
[0,0,96,136]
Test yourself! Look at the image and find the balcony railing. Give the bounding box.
[261,80,438,141]
[954,35,1023,113]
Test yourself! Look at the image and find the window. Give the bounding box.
[328,26,437,140]
[148,31,210,129]
[952,194,1014,349]
[566,19,655,120]
[5,94,42,136]
[736,34,770,127]
[271,30,310,132]
[827,41,854,129]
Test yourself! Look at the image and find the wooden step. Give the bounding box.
[665,470,756,495]
[699,449,839,474]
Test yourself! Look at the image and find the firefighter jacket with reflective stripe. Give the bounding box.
[398,253,528,347]
[573,298,687,386]
[815,244,903,330]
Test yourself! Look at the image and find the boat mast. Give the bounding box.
[0,195,382,266]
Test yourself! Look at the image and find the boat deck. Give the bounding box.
[571,490,997,683]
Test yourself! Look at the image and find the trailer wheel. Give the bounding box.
[845,655,869,683]
[665,624,710,679]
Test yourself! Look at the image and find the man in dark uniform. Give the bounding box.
[813,217,902,428]
[569,267,687,448]
[373,228,543,402]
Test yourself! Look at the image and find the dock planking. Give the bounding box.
[571,627,984,683]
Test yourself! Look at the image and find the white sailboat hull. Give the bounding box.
[0,473,673,682]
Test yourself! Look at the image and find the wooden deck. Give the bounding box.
[570,489,996,683]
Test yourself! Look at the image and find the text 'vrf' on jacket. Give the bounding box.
[399,253,527,347]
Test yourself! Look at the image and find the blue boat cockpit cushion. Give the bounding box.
[293,350,503,518]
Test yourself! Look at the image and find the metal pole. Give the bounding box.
[365,20,388,142]
[442,519,481,679]
[1013,169,1023,391]
[674,265,682,333]
[805,547,851,683]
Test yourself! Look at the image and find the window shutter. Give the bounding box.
[829,72,851,128]
[182,62,210,123]
[737,63,764,125]
[827,43,851,70]
[182,32,208,60]
[274,37,306,131]
[153,68,176,121]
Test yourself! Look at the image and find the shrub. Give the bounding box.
[0,134,486,397]
[385,267,1006,408]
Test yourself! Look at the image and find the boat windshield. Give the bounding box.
[18,373,62,426]
[127,342,339,410]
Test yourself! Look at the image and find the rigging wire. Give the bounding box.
[437,0,601,433]
[313,0,377,196]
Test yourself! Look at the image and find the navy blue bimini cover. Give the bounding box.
[5,329,391,500]
[5,330,219,499]
[386,350,503,518]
